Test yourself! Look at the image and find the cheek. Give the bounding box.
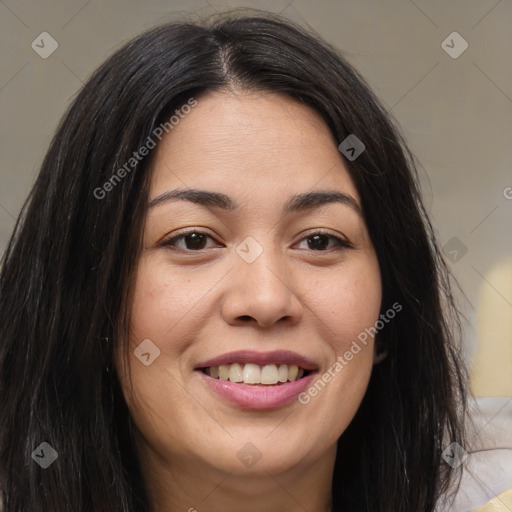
[127,257,213,355]
[294,255,381,440]
[305,256,382,355]
[118,259,200,418]
[117,259,206,454]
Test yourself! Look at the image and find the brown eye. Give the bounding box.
[182,232,208,250]
[296,231,352,251]
[162,231,218,251]
[307,234,330,250]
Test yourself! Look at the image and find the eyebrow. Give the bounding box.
[148,188,362,217]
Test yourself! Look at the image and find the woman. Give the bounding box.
[0,10,468,512]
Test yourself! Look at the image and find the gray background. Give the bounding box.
[1,0,511,396]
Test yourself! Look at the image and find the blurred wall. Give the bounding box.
[1,0,511,396]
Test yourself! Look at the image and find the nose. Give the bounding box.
[221,242,304,329]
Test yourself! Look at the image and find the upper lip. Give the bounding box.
[195,350,319,371]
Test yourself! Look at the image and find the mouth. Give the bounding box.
[194,350,318,409]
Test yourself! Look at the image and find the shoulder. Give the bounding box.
[437,397,512,511]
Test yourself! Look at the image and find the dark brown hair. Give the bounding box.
[0,10,468,511]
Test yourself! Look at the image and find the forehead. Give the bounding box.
[148,89,359,204]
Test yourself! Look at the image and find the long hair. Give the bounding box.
[0,10,468,511]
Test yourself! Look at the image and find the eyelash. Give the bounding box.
[160,229,353,253]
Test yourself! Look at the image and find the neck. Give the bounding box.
[137,437,336,512]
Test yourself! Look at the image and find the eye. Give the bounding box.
[160,229,352,253]
[295,231,352,251]
[161,230,220,251]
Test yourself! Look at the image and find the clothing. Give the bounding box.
[437,396,512,511]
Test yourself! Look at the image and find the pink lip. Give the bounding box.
[195,349,318,371]
[198,371,316,410]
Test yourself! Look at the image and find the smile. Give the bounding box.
[195,350,318,409]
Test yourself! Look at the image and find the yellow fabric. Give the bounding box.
[472,488,512,511]
[471,255,512,396]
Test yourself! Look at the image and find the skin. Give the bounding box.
[116,89,382,512]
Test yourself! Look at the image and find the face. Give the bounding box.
[116,90,382,483]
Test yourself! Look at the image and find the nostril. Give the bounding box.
[238,315,252,321]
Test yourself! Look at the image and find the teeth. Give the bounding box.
[229,363,243,383]
[204,363,306,385]
[243,363,260,384]
[278,364,288,382]
[219,365,230,381]
[260,364,278,385]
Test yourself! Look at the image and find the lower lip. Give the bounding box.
[197,370,316,410]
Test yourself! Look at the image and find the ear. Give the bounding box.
[373,350,387,364]
[373,335,388,364]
